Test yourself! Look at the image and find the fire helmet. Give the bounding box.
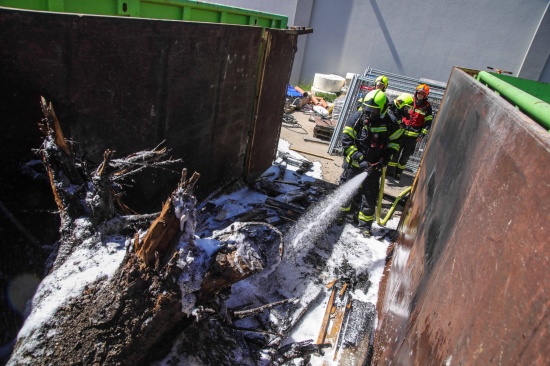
[415,84,430,97]
[362,89,387,114]
[394,93,414,109]
[375,75,389,90]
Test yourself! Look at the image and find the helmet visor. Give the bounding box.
[364,106,380,117]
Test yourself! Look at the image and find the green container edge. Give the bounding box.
[0,0,289,29]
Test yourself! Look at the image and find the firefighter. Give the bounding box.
[387,84,433,181]
[386,92,414,173]
[357,75,389,112]
[337,89,400,237]
[388,92,414,122]
[374,75,388,91]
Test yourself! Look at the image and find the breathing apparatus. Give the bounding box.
[352,89,387,143]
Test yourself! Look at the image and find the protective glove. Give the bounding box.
[350,151,364,162]
[371,161,382,171]
[369,160,384,171]
[358,160,371,173]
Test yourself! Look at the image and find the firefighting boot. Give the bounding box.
[337,210,356,225]
[357,213,373,238]
[337,202,358,225]
[358,222,372,238]
[337,205,347,225]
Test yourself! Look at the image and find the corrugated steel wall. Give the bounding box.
[0,6,296,346]
[0,8,295,205]
[373,68,550,365]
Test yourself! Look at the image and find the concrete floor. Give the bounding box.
[279,110,343,184]
[279,109,415,198]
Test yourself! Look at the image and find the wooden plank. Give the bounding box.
[325,296,349,359]
[338,301,376,364]
[320,282,352,362]
[304,137,330,145]
[246,28,298,180]
[316,286,338,345]
[289,147,334,160]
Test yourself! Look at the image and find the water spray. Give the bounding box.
[284,171,368,260]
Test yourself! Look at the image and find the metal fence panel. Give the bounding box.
[327,67,446,175]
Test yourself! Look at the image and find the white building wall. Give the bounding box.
[518,2,550,81]
[209,0,550,84]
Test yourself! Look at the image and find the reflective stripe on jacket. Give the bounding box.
[342,111,400,168]
[403,100,433,130]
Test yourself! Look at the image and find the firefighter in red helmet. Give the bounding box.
[387,84,433,181]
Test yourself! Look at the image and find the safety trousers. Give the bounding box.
[339,163,382,229]
[389,136,417,174]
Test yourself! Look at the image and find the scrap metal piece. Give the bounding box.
[341,300,375,347]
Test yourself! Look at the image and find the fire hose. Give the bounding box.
[377,167,412,226]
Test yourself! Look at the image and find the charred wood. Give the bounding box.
[264,198,305,214]
[199,222,283,301]
[8,98,286,366]
[231,297,298,321]
[272,340,331,365]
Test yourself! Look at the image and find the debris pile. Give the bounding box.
[284,82,344,142]
[166,143,400,365]
[7,99,401,366]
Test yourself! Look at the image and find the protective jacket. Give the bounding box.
[401,99,433,138]
[342,111,400,169]
[386,104,406,139]
[339,110,399,231]
[387,104,407,122]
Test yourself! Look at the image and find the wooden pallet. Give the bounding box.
[316,280,352,364]
[313,118,336,141]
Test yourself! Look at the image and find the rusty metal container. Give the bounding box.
[0,6,305,348]
[373,67,550,365]
[0,7,301,204]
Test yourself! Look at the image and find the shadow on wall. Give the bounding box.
[370,0,403,74]
[302,0,403,80]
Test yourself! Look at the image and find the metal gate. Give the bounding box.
[328,67,446,174]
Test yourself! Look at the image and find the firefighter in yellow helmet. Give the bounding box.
[375,75,388,91]
[386,92,413,173]
[390,92,414,118]
[337,89,401,237]
[357,75,389,112]
[387,84,433,181]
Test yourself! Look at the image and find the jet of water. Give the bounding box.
[284,171,367,259]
